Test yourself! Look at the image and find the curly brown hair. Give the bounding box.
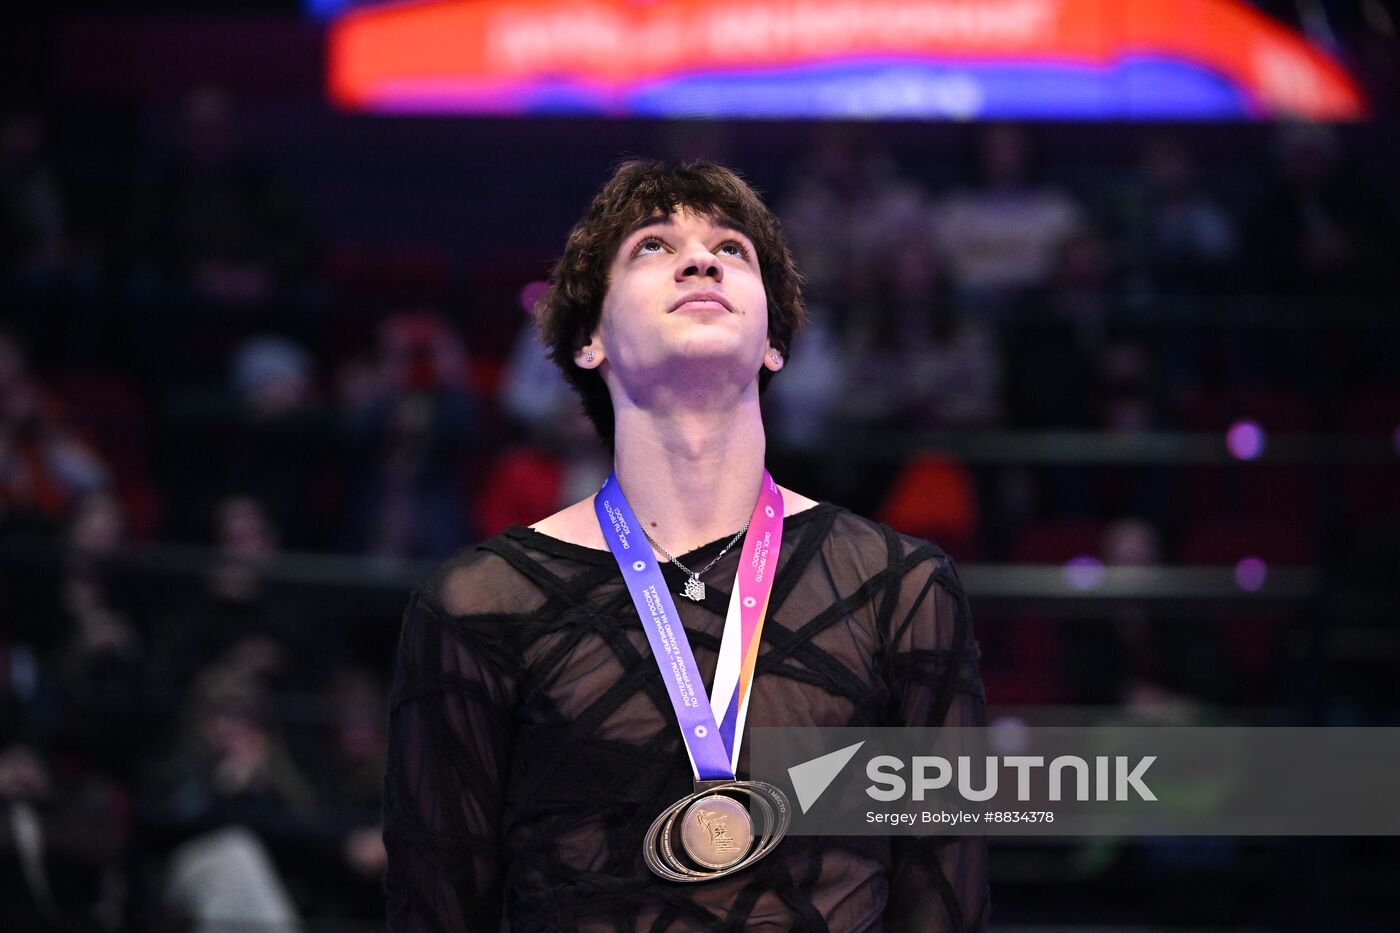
[535,159,805,443]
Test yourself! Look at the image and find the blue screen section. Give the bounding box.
[520,82,616,115]
[513,57,1249,119]
[305,0,358,20]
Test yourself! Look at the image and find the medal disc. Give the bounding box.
[679,794,752,869]
[643,780,790,883]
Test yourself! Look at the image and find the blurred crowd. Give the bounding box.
[2,82,1399,929]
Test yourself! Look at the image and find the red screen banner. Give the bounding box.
[328,0,1366,119]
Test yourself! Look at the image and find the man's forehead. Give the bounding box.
[617,209,755,244]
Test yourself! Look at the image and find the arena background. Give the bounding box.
[1,1,1397,929]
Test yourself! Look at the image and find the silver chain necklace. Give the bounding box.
[642,518,751,602]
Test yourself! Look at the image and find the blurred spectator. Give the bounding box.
[51,493,147,784]
[300,667,389,919]
[0,330,109,531]
[891,235,1003,428]
[317,668,385,828]
[0,495,134,931]
[126,85,314,306]
[809,231,1003,518]
[842,233,1003,429]
[159,664,312,933]
[223,335,335,549]
[0,636,60,815]
[498,309,580,436]
[231,336,314,429]
[1018,224,1123,408]
[1098,342,1165,435]
[155,496,315,697]
[1062,517,1159,708]
[760,304,848,506]
[1001,262,1101,433]
[211,495,280,608]
[763,307,846,452]
[475,414,607,538]
[930,124,1086,308]
[779,129,927,310]
[1064,518,1236,712]
[1108,517,1235,714]
[166,663,317,833]
[0,109,66,289]
[1050,227,1116,349]
[0,742,127,932]
[343,311,483,558]
[1245,122,1399,296]
[1005,222,1154,424]
[1100,343,1178,530]
[0,743,49,801]
[481,316,609,536]
[1114,133,1238,295]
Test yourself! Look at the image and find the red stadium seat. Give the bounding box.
[877,454,981,560]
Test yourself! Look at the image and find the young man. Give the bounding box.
[382,161,988,931]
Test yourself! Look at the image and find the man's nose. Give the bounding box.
[676,243,723,282]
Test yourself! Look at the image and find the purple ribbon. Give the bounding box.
[595,474,752,780]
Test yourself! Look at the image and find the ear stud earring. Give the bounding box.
[585,352,595,362]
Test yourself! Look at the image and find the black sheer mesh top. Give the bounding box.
[382,502,988,932]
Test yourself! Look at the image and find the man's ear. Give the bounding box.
[763,342,784,373]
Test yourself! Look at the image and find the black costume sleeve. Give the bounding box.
[882,543,990,933]
[382,590,517,932]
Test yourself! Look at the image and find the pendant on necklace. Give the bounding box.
[681,576,706,602]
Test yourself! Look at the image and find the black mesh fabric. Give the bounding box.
[382,502,988,932]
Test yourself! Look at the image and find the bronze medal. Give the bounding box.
[680,794,753,869]
[642,780,790,883]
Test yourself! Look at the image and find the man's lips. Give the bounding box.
[669,291,733,313]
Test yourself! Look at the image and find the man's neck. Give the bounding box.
[612,388,766,556]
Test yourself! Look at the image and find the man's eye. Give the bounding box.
[634,237,665,255]
[718,240,750,258]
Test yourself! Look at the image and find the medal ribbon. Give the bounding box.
[595,471,784,781]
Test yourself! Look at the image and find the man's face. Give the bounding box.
[587,208,775,389]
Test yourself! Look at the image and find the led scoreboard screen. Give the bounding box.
[323,0,1366,120]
